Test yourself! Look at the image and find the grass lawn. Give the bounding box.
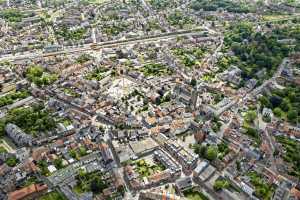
[0,137,16,152]
[183,188,210,200]
[0,146,7,153]
[39,191,67,200]
[63,88,80,98]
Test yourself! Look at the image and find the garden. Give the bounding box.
[172,47,206,69]
[139,63,173,77]
[247,171,275,200]
[69,146,88,161]
[259,83,300,125]
[275,136,300,179]
[26,65,58,87]
[84,67,109,81]
[0,103,56,137]
[183,188,209,200]
[134,159,165,178]
[73,170,108,194]
[0,90,29,108]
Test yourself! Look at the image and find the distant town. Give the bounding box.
[0,0,300,200]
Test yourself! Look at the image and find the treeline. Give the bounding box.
[190,0,256,13]
[223,22,290,85]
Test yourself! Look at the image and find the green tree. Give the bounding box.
[213,180,230,191]
[69,149,78,160]
[287,110,297,123]
[244,110,257,123]
[205,146,218,161]
[259,96,271,108]
[194,144,207,157]
[90,177,107,194]
[5,157,18,167]
[190,79,197,86]
[280,98,290,112]
[79,147,87,157]
[53,158,64,169]
[273,107,283,118]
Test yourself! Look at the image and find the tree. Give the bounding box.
[90,177,107,194]
[236,160,241,171]
[69,149,78,160]
[190,79,197,86]
[245,127,259,138]
[259,96,271,108]
[269,96,282,108]
[273,107,283,118]
[280,98,290,112]
[287,110,297,123]
[53,158,63,169]
[213,180,230,191]
[206,146,218,161]
[244,110,257,123]
[194,144,207,157]
[5,157,18,167]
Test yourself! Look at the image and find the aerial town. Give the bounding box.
[0,0,300,200]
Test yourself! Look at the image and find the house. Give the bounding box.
[8,183,48,200]
[273,181,293,200]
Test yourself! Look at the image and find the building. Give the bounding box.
[139,190,182,200]
[175,177,193,191]
[5,123,33,146]
[8,183,48,200]
[153,149,181,174]
[15,147,30,162]
[262,108,273,119]
[99,142,114,165]
[164,139,198,172]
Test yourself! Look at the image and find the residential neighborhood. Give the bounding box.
[0,0,300,200]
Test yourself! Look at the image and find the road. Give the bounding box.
[0,28,213,62]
